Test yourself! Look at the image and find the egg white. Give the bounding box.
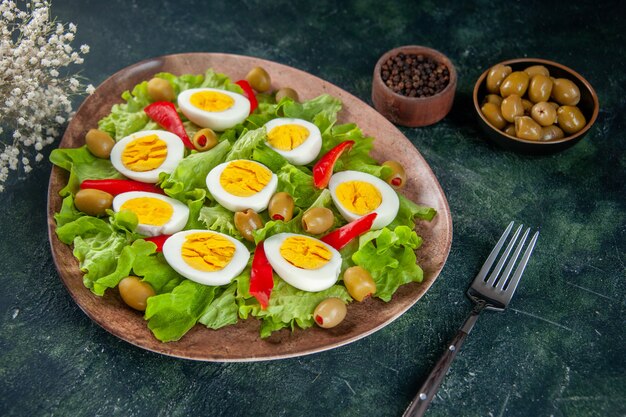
[263,118,322,165]
[329,170,399,230]
[162,229,250,286]
[264,233,342,292]
[177,88,250,132]
[205,159,278,212]
[110,130,185,183]
[112,191,190,237]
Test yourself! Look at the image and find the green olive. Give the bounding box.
[268,192,294,222]
[541,125,565,141]
[501,94,524,123]
[313,297,347,329]
[557,105,586,134]
[481,102,507,130]
[551,78,581,106]
[528,74,553,103]
[499,71,530,98]
[147,77,175,102]
[118,276,156,311]
[302,207,334,235]
[514,116,542,141]
[483,94,503,107]
[524,65,550,78]
[530,102,557,126]
[382,160,407,189]
[74,188,113,217]
[245,67,272,92]
[486,64,512,94]
[343,266,376,302]
[275,87,299,102]
[522,99,533,115]
[234,209,264,242]
[504,124,516,136]
[191,128,218,151]
[85,129,115,159]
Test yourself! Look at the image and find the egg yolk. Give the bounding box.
[280,236,332,270]
[336,180,382,215]
[121,134,168,172]
[190,91,234,112]
[120,197,173,226]
[267,124,310,151]
[181,232,236,272]
[219,160,272,197]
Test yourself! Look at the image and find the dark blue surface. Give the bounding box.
[1,1,625,416]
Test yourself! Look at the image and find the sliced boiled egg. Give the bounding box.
[264,233,342,292]
[177,88,250,132]
[329,170,399,230]
[110,130,185,183]
[112,191,189,237]
[163,230,250,286]
[206,159,278,212]
[263,118,322,165]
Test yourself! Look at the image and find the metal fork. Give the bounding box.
[402,221,539,417]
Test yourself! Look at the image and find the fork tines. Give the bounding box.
[475,221,539,296]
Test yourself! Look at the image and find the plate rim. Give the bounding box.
[47,52,453,362]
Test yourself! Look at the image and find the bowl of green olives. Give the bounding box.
[473,58,599,154]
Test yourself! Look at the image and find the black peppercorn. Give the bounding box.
[381,53,450,98]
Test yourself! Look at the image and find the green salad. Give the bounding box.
[50,68,436,342]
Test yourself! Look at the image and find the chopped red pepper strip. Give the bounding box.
[144,101,195,150]
[321,212,377,251]
[312,140,355,189]
[144,234,171,252]
[234,80,258,114]
[80,179,165,196]
[250,241,273,309]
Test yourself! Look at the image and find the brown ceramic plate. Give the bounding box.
[47,53,452,361]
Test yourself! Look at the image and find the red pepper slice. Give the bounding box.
[144,101,195,150]
[312,140,355,189]
[80,179,165,196]
[235,80,258,114]
[321,212,377,251]
[250,241,273,309]
[144,234,171,252]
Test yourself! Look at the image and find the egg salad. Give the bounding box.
[50,67,437,342]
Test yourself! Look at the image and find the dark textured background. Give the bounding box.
[1,1,625,416]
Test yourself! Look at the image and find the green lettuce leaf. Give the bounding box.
[98,82,151,139]
[352,226,424,302]
[145,280,218,342]
[239,277,351,338]
[198,204,242,239]
[224,127,267,161]
[388,194,437,230]
[276,163,320,208]
[55,210,140,292]
[198,282,239,329]
[131,246,184,294]
[159,140,231,199]
[282,94,342,128]
[91,239,155,296]
[54,195,84,227]
[49,146,123,196]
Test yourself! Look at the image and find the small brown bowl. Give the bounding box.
[372,45,457,127]
[473,58,599,154]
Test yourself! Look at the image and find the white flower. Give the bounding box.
[0,0,91,192]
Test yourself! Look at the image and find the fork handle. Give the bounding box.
[402,305,484,417]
